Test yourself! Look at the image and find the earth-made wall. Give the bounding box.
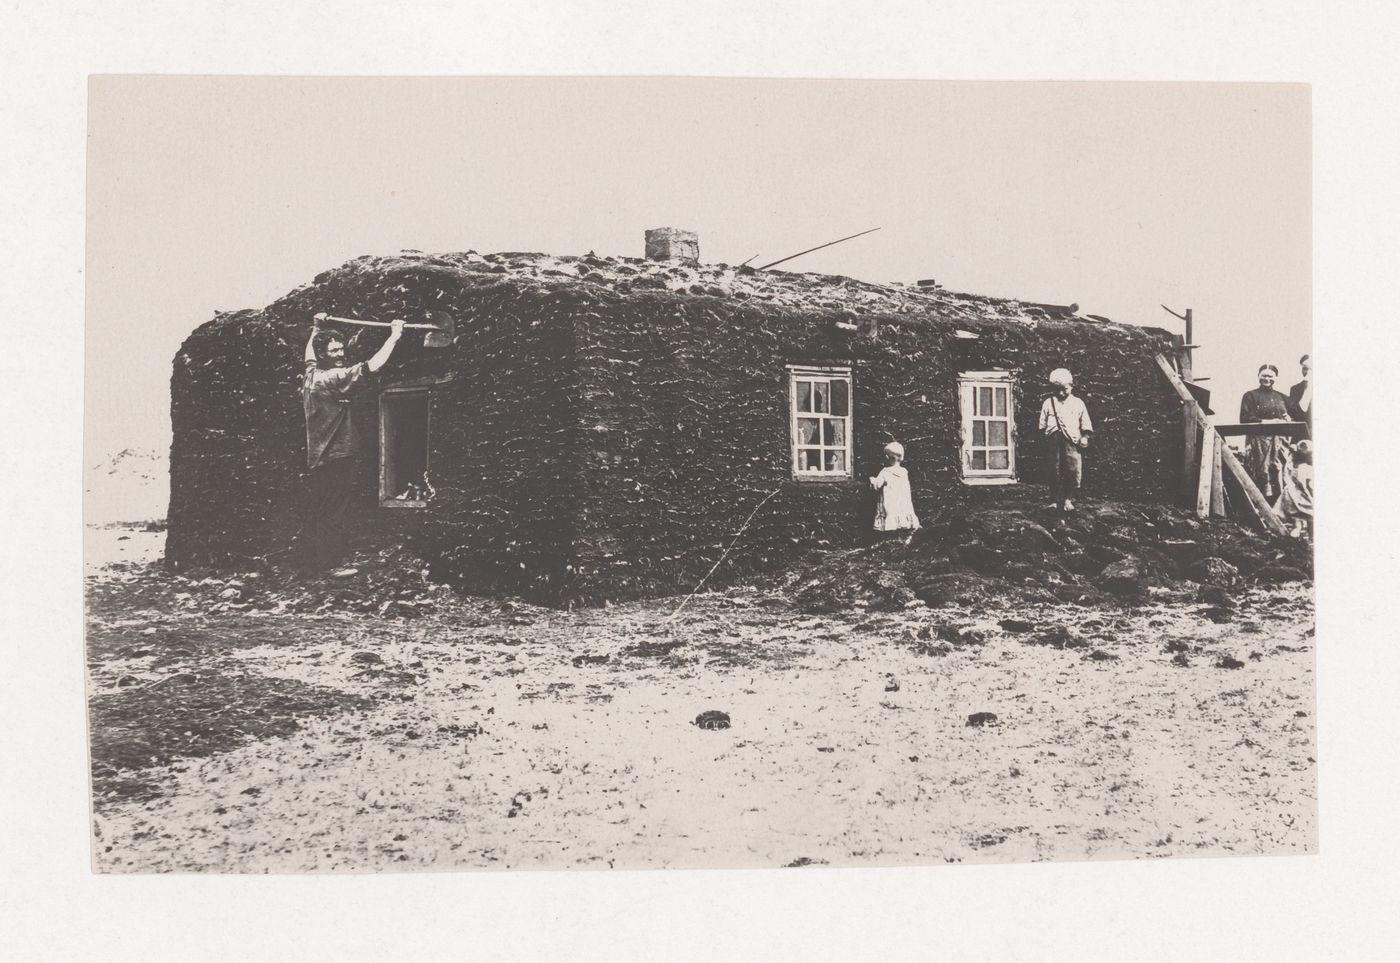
[166,260,583,600]
[166,255,1179,605]
[566,289,1180,602]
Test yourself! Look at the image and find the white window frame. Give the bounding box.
[958,370,1018,485]
[788,365,853,481]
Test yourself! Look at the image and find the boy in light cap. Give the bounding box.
[1039,368,1094,511]
[870,440,921,537]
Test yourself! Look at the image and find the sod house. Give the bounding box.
[166,231,1182,604]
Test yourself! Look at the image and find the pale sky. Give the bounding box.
[86,77,1309,457]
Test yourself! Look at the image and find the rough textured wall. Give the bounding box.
[947,315,1181,501]
[166,251,1178,606]
[166,309,307,567]
[166,258,582,600]
[391,286,581,601]
[567,291,1179,602]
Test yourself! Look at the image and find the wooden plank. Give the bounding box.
[1173,333,1193,383]
[1214,421,1308,438]
[1195,422,1214,518]
[1182,407,1199,505]
[1173,334,1197,504]
[1153,353,1287,536]
[1222,442,1286,536]
[1210,434,1225,516]
[1154,354,1208,425]
[1215,446,1266,531]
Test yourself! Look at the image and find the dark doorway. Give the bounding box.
[379,391,430,507]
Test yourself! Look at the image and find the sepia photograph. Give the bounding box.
[83,77,1315,874]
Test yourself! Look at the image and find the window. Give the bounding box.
[958,371,1017,484]
[379,390,432,507]
[789,366,852,479]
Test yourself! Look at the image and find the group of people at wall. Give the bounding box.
[1239,354,1313,537]
[304,316,1311,573]
[870,358,1314,543]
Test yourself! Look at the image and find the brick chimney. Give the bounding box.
[644,227,699,263]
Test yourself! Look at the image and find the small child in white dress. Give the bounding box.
[870,441,921,535]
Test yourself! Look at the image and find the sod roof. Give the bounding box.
[271,249,1167,338]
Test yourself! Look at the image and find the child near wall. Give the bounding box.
[870,441,921,539]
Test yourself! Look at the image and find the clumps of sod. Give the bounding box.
[776,487,1310,614]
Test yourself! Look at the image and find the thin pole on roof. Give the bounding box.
[1161,304,1196,378]
[756,227,881,272]
[738,254,760,267]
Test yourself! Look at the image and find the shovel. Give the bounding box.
[313,311,456,348]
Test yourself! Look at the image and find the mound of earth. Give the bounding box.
[126,545,455,620]
[777,490,1311,613]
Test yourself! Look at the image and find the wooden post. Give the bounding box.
[1210,434,1225,516]
[1173,334,1196,504]
[1180,407,1195,505]
[1195,414,1214,519]
[1161,303,1195,374]
[1219,445,1287,536]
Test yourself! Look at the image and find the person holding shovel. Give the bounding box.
[299,313,406,571]
[1039,368,1094,512]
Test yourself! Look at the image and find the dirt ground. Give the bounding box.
[85,524,1315,873]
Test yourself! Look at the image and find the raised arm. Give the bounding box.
[365,318,406,373]
[306,314,323,364]
[1285,386,1306,422]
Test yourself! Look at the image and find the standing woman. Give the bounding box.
[1239,363,1291,501]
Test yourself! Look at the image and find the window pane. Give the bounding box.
[823,418,846,446]
[813,381,830,413]
[799,448,821,470]
[989,449,1010,470]
[798,418,820,444]
[978,386,992,415]
[797,380,813,413]
[994,387,1007,416]
[972,421,986,446]
[829,379,849,416]
[971,450,987,470]
[826,451,846,472]
[989,422,1008,446]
